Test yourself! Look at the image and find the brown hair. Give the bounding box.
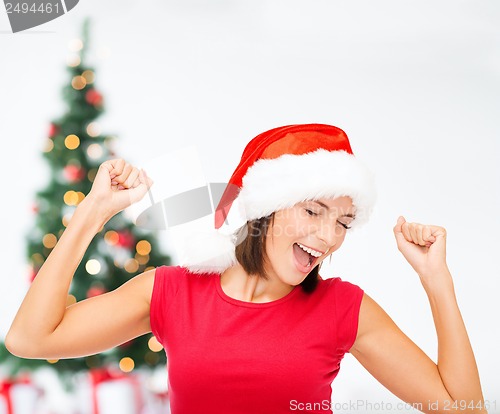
[234,214,320,293]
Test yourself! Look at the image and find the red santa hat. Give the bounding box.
[179,123,377,273]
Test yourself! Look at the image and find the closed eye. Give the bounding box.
[305,208,319,217]
[338,221,352,230]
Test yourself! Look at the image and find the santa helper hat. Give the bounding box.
[179,123,377,274]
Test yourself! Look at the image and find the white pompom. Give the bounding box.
[178,228,238,274]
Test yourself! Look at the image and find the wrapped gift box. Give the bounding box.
[74,368,143,414]
[0,377,41,414]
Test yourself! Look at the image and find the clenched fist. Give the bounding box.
[86,159,153,221]
[393,216,451,289]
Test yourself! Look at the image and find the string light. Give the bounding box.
[87,143,103,159]
[65,134,80,150]
[31,253,44,265]
[82,70,95,84]
[66,294,77,307]
[145,266,155,272]
[124,258,139,273]
[68,38,83,52]
[86,122,101,137]
[135,253,149,265]
[85,259,101,275]
[43,139,54,153]
[104,230,119,245]
[148,336,163,352]
[71,75,86,90]
[47,359,59,364]
[62,214,70,226]
[76,192,85,204]
[63,190,79,206]
[136,240,152,255]
[42,233,57,249]
[62,206,75,226]
[87,283,105,298]
[87,168,97,182]
[66,54,81,67]
[119,357,135,373]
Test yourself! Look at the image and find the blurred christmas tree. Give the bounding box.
[0,18,169,376]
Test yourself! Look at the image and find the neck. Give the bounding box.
[220,264,295,303]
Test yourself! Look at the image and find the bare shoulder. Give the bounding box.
[117,266,157,305]
[350,292,400,353]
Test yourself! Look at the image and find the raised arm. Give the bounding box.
[6,159,155,359]
[350,216,486,414]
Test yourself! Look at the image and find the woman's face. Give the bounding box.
[264,196,355,286]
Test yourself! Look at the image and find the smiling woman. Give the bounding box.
[266,198,354,284]
[232,196,355,294]
[5,124,487,414]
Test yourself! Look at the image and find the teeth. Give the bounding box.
[297,243,323,258]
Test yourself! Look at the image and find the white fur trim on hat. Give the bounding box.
[239,149,376,230]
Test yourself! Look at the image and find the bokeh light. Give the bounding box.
[63,190,79,206]
[87,143,103,159]
[82,70,95,84]
[87,168,98,182]
[71,75,86,90]
[136,240,152,255]
[104,230,119,246]
[119,357,135,373]
[66,294,77,307]
[65,134,80,150]
[86,122,101,137]
[66,54,81,67]
[124,258,139,273]
[85,259,101,275]
[42,233,57,249]
[148,336,163,352]
[43,139,54,153]
[68,38,83,51]
[135,253,149,265]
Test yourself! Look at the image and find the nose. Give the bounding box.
[315,221,340,252]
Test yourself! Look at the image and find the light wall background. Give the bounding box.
[1,0,499,408]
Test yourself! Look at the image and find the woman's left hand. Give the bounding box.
[393,216,449,282]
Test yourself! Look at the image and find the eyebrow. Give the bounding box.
[311,200,356,218]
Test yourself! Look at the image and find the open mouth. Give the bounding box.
[293,242,322,270]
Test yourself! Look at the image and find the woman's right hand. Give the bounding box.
[86,158,154,221]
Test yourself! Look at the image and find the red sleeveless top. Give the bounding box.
[150,265,364,414]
